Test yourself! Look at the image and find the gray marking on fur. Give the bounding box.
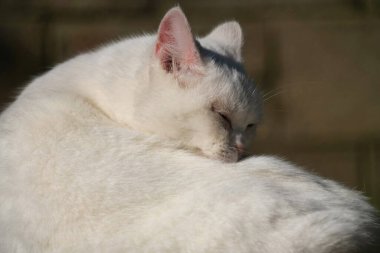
[196,40,263,121]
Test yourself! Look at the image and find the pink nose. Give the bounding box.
[235,142,245,154]
[234,134,245,155]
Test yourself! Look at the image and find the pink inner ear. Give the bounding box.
[155,7,201,73]
[155,17,176,71]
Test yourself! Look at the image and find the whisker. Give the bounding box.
[262,88,281,98]
[250,86,258,97]
[263,91,283,102]
[267,109,286,112]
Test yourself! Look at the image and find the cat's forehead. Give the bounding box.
[196,40,254,94]
[194,40,262,122]
[230,75,261,122]
[196,41,259,106]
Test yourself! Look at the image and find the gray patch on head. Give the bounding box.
[195,40,246,75]
[195,40,263,122]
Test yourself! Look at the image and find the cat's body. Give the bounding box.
[0,7,377,253]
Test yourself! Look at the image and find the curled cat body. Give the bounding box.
[0,7,377,253]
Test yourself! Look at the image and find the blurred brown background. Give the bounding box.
[0,0,379,208]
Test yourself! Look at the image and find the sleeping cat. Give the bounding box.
[0,6,377,253]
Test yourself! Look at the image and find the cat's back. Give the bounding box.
[0,88,377,252]
[0,32,155,160]
[0,108,376,253]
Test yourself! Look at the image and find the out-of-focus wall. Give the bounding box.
[0,0,379,207]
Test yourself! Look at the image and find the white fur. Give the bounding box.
[200,21,243,62]
[0,7,376,253]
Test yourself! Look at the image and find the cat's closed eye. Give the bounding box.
[211,104,232,129]
[246,123,255,130]
[217,112,232,129]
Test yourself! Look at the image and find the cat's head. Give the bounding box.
[137,7,262,162]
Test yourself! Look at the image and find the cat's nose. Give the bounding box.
[235,142,245,153]
[234,134,245,152]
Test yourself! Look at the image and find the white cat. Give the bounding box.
[0,6,377,253]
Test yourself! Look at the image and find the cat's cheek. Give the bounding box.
[198,147,219,161]
[196,144,234,163]
[217,148,239,163]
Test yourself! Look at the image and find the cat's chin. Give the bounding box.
[213,149,239,163]
[197,146,239,163]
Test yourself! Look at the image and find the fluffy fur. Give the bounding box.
[0,7,377,253]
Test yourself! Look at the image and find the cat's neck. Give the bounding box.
[20,35,157,130]
[83,36,156,128]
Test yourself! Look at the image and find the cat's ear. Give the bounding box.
[155,7,203,84]
[204,21,243,62]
